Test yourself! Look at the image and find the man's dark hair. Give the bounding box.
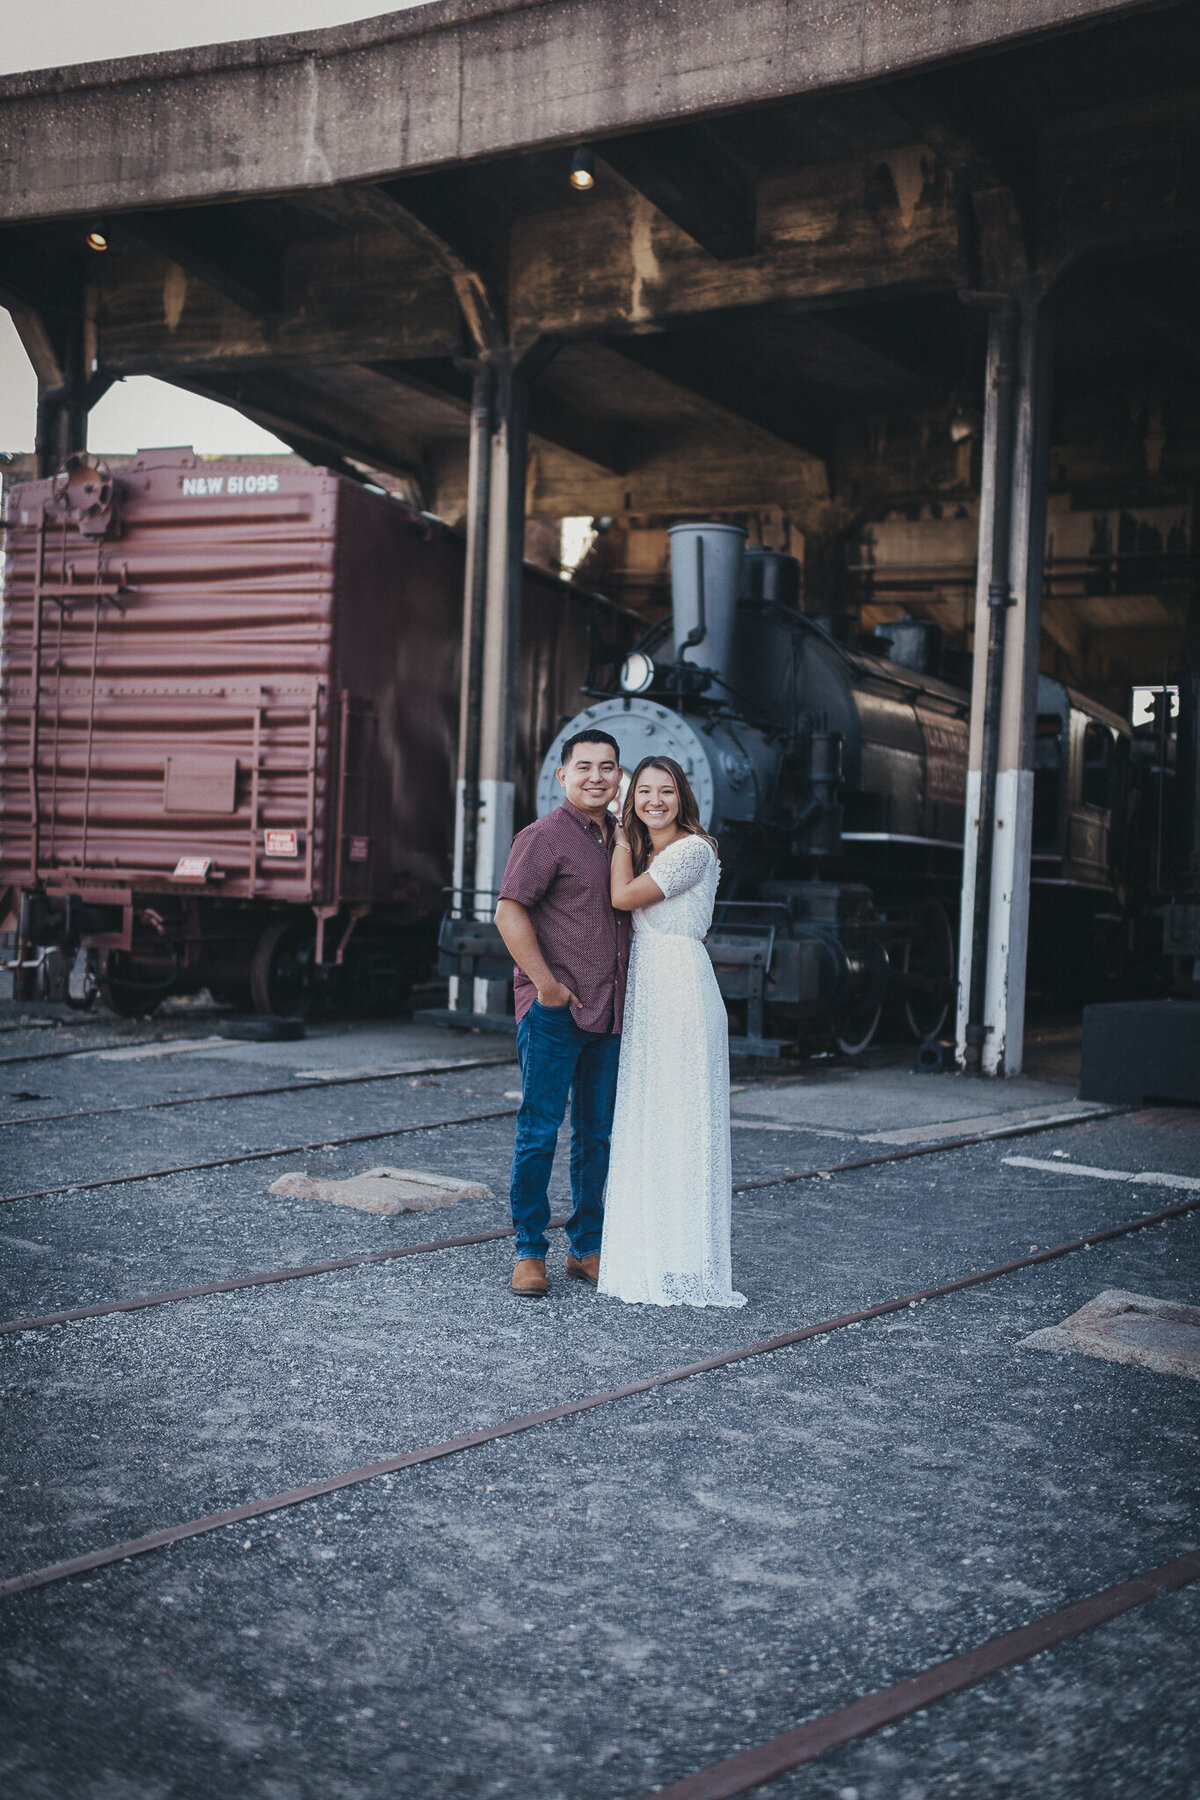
[559,729,621,767]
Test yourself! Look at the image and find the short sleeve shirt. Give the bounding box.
[498,800,630,1033]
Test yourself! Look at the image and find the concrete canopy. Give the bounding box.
[1,0,1198,703]
[0,0,1168,222]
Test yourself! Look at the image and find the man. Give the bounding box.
[494,730,628,1297]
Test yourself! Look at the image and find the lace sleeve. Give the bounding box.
[647,834,715,899]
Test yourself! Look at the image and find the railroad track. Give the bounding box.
[642,1545,1200,1800]
[0,1089,1123,1212]
[0,1051,515,1131]
[3,1090,1195,1797]
[3,1175,1197,1602]
[0,1104,522,1207]
[0,1032,171,1069]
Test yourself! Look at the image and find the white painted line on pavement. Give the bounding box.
[1005,1155,1200,1191]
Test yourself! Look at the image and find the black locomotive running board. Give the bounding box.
[640,1546,1200,1800]
[2,1180,1196,1600]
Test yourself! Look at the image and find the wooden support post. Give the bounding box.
[956,292,1052,1075]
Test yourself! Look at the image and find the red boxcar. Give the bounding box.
[0,451,622,1014]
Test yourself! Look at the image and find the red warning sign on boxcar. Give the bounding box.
[349,837,370,862]
[264,830,299,858]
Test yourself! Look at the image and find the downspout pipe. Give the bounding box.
[458,362,494,909]
[962,295,1019,1071]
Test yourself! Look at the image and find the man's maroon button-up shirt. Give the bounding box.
[498,799,630,1033]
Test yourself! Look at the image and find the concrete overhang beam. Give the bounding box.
[0,0,1168,225]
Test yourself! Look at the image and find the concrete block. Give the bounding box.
[1021,1289,1200,1381]
[268,1166,492,1215]
[1080,999,1200,1104]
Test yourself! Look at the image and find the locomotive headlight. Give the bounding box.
[620,651,656,695]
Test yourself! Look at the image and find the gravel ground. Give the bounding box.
[0,1023,1197,1800]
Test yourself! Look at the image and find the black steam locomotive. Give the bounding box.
[441,522,1195,1055]
[533,524,970,1056]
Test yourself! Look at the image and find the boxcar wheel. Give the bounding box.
[251,918,317,1019]
[99,951,164,1019]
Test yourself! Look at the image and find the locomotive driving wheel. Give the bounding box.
[250,918,317,1018]
[831,937,889,1058]
[901,900,955,1041]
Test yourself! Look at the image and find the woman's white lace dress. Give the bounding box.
[598,833,746,1307]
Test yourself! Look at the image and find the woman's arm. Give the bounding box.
[609,840,668,912]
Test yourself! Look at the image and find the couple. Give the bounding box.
[494,729,745,1308]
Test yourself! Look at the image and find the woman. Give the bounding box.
[597,756,745,1308]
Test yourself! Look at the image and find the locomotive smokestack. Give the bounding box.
[667,522,746,685]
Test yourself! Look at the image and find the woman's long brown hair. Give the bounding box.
[621,756,718,875]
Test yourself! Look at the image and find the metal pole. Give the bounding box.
[455,363,494,913]
[474,349,530,1013]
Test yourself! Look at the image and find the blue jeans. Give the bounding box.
[510,1001,621,1261]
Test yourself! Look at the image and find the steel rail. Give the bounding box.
[731,1105,1127,1192]
[0,1107,520,1208]
[0,1034,165,1068]
[3,1182,1197,1599]
[0,1105,1126,1317]
[0,1097,1120,1213]
[0,1053,515,1131]
[0,1215,567,1336]
[641,1547,1200,1800]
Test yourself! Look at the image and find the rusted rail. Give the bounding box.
[0,1107,520,1208]
[0,1035,163,1068]
[3,1179,1196,1598]
[0,1216,567,1336]
[642,1547,1200,1800]
[0,1099,1122,1212]
[0,1052,515,1131]
[0,1105,1129,1306]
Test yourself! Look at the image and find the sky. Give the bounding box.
[1,4,426,457]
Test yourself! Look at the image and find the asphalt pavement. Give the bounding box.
[0,1006,1196,1800]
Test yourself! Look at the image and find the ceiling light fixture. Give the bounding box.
[569,148,595,192]
[85,229,108,252]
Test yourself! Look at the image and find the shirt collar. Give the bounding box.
[562,798,614,838]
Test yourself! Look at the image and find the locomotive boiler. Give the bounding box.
[0,450,626,1016]
[533,524,971,1055]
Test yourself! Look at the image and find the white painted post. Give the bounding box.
[956,294,1052,1074]
[956,314,1006,1066]
[982,297,1052,1074]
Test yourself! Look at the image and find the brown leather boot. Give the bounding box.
[511,1257,548,1298]
[565,1253,601,1287]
